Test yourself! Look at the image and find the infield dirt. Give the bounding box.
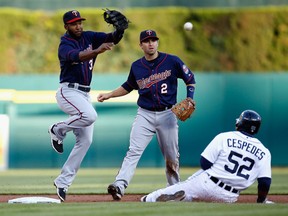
[1,194,287,203]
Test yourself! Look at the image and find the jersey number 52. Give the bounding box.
[224,151,255,180]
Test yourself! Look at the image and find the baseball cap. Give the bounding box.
[63,10,86,24]
[140,30,159,42]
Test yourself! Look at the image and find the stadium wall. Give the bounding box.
[0,73,287,168]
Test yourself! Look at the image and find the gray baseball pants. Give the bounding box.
[53,83,97,189]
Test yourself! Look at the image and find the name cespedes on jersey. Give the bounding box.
[136,70,171,89]
[227,138,266,160]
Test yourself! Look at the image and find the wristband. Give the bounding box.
[187,85,195,99]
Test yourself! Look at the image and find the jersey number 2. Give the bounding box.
[161,83,167,94]
[224,151,255,180]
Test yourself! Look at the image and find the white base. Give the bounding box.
[8,196,61,204]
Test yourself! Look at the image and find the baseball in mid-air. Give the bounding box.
[184,22,193,31]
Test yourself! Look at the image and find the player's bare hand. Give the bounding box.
[96,43,114,54]
[97,93,111,102]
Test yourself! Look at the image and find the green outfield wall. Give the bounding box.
[0,73,287,168]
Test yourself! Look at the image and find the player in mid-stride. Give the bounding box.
[48,10,127,202]
[97,29,196,200]
[141,110,273,203]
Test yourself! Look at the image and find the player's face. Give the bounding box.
[140,38,159,56]
[65,21,83,38]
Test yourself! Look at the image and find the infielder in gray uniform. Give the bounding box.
[48,10,126,202]
[141,110,273,203]
[97,29,196,200]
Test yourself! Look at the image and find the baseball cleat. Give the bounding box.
[48,124,63,154]
[54,182,67,202]
[107,184,122,201]
[156,190,185,202]
[140,195,147,202]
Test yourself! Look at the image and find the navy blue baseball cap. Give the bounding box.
[140,30,159,42]
[63,10,86,24]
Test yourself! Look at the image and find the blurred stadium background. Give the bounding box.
[0,0,287,170]
[1,0,288,10]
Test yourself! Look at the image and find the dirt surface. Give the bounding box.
[1,194,287,203]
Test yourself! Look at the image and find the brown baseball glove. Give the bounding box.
[171,98,196,121]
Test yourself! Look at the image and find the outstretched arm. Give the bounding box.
[79,42,114,62]
[97,86,129,102]
[257,177,271,203]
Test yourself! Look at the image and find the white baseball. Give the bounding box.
[184,22,193,31]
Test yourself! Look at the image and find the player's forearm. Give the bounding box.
[111,30,124,45]
[78,49,106,61]
[97,87,129,102]
[257,191,268,203]
[78,50,97,61]
[110,86,129,98]
[79,43,114,61]
[257,177,271,203]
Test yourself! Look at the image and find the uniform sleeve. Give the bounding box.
[200,156,213,170]
[92,30,124,46]
[58,40,81,62]
[111,29,124,44]
[257,177,271,203]
[91,32,110,49]
[121,66,138,92]
[201,134,223,164]
[175,56,196,85]
[257,150,272,178]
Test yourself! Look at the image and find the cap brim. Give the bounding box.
[140,36,159,42]
[66,17,86,24]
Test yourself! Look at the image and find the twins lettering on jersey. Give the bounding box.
[136,70,171,89]
[227,138,265,160]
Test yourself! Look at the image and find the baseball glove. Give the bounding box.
[171,98,195,121]
[103,8,129,31]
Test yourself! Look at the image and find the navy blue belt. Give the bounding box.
[144,105,172,112]
[68,83,91,92]
[210,176,239,194]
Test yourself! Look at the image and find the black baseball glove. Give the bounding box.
[103,8,129,31]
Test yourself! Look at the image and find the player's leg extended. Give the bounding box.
[52,86,97,140]
[156,110,180,185]
[54,123,94,188]
[143,170,206,202]
[113,108,156,195]
[143,181,187,202]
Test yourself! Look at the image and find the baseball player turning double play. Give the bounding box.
[141,110,272,203]
[48,9,128,202]
[97,29,196,200]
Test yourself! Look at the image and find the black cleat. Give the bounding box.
[54,182,67,202]
[48,124,63,154]
[156,190,185,202]
[107,184,122,201]
[140,195,147,202]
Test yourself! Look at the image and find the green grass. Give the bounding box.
[0,202,288,216]
[0,167,287,194]
[0,168,287,216]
